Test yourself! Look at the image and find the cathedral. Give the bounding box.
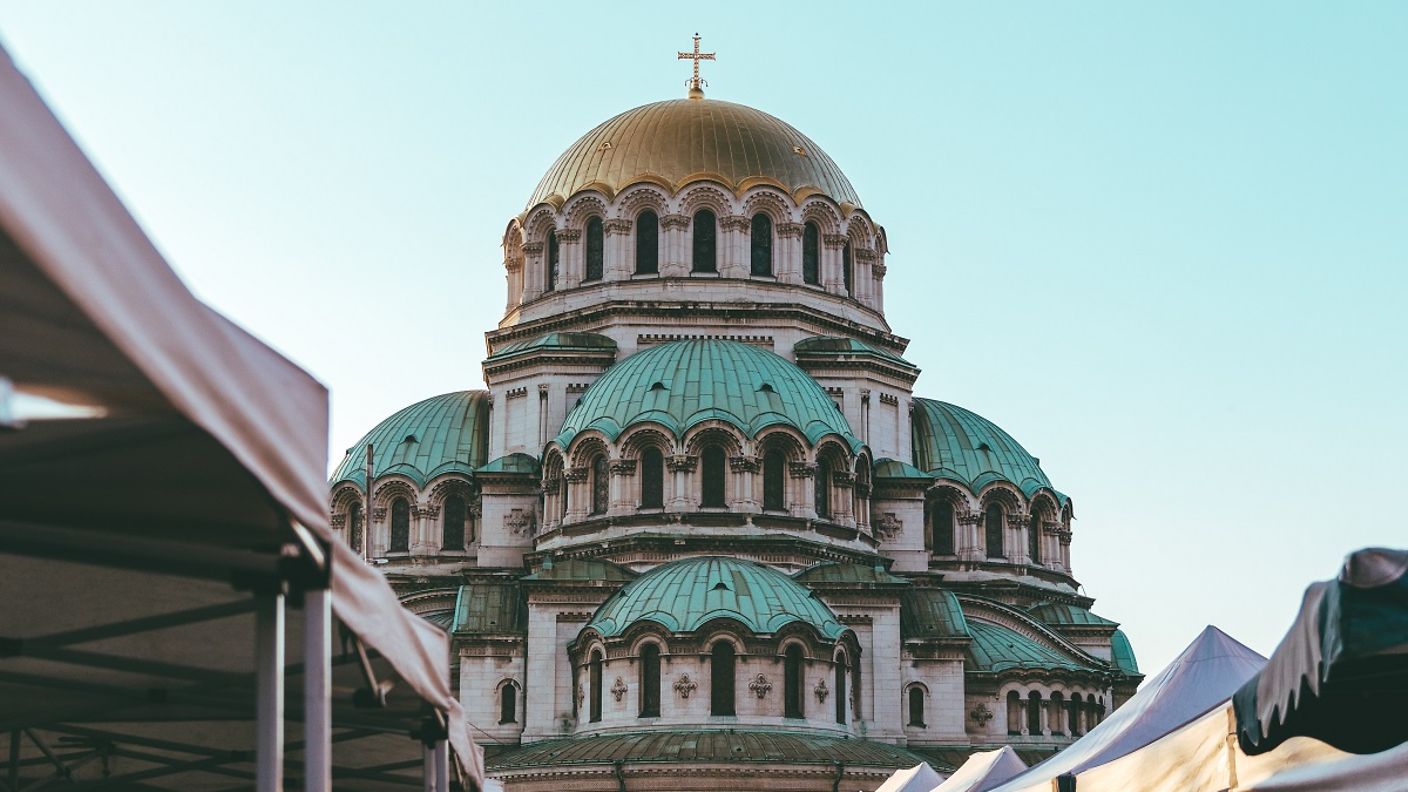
[330,44,1142,791]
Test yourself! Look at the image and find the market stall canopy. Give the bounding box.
[932,747,1026,792]
[874,762,945,792]
[1234,546,1408,756]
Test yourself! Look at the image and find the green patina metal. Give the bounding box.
[873,457,934,481]
[899,588,971,640]
[555,339,862,451]
[476,453,540,475]
[1111,628,1140,674]
[523,557,637,583]
[911,398,1066,502]
[487,331,617,362]
[793,335,916,368]
[1028,602,1119,628]
[331,391,489,487]
[793,561,909,586]
[451,580,526,635]
[585,556,845,639]
[965,620,1089,673]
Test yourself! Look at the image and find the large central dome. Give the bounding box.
[526,98,861,209]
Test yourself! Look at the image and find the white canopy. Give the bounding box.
[875,762,946,792]
[932,747,1027,792]
[989,626,1266,792]
[0,41,480,790]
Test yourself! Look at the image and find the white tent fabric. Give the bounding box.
[875,762,946,792]
[989,625,1267,792]
[933,747,1027,792]
[1073,702,1408,791]
[0,40,480,787]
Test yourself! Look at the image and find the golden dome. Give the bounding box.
[526,98,861,209]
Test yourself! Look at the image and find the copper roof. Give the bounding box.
[526,98,861,209]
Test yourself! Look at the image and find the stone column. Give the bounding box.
[720,215,750,278]
[609,459,636,516]
[555,228,582,288]
[776,222,804,284]
[603,219,633,281]
[504,257,524,310]
[660,213,690,277]
[521,241,545,302]
[870,255,886,314]
[822,233,847,295]
[730,455,760,513]
[832,470,855,527]
[790,462,817,519]
[564,466,589,521]
[412,502,438,556]
[1008,513,1027,564]
[958,513,983,562]
[666,454,696,511]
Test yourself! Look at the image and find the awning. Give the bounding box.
[1234,546,1408,756]
[0,40,480,790]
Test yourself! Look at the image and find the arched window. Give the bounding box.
[750,213,772,276]
[499,682,517,724]
[783,644,804,719]
[934,500,956,555]
[442,494,466,551]
[590,455,609,516]
[1007,690,1022,735]
[1029,513,1042,564]
[639,643,661,717]
[802,222,820,285]
[545,230,558,292]
[1069,693,1084,736]
[700,445,726,508]
[710,641,736,716]
[692,209,716,272]
[908,686,926,727]
[635,210,659,274]
[589,649,603,723]
[558,476,568,520]
[842,240,853,295]
[347,501,362,551]
[640,448,664,510]
[584,217,604,281]
[814,458,832,519]
[1027,691,1042,735]
[762,449,785,511]
[985,504,1004,558]
[389,497,410,553]
[1049,691,1065,735]
[834,652,848,724]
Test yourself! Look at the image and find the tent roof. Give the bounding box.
[875,761,945,792]
[932,746,1027,792]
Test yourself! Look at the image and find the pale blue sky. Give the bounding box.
[2,2,1404,679]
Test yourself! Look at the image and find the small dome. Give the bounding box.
[527,99,861,209]
[584,556,845,640]
[555,339,861,451]
[331,391,489,487]
[911,398,1065,501]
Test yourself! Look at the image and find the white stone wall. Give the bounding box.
[459,646,526,744]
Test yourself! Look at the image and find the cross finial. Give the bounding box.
[677,32,716,99]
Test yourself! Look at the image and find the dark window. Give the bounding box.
[1027,691,1042,735]
[585,217,604,281]
[802,222,820,284]
[834,653,847,724]
[784,644,804,719]
[640,448,664,509]
[710,641,736,716]
[842,241,853,295]
[985,504,1004,558]
[589,650,603,722]
[1069,693,1084,736]
[750,214,772,276]
[499,683,517,724]
[558,476,568,519]
[443,494,466,551]
[814,459,831,519]
[935,500,955,555]
[692,209,716,272]
[701,446,726,507]
[1029,513,1042,563]
[590,455,609,516]
[545,230,558,292]
[763,449,785,511]
[908,687,925,727]
[640,643,661,717]
[635,210,658,274]
[1050,692,1065,735]
[347,502,362,551]
[389,497,410,552]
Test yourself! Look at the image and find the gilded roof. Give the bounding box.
[555,339,861,451]
[526,98,861,209]
[584,556,845,640]
[911,398,1066,502]
[331,391,489,487]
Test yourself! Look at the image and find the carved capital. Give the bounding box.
[854,247,877,262]
[729,455,760,473]
[720,215,751,231]
[414,503,440,519]
[822,233,848,249]
[555,228,582,243]
[610,459,637,475]
[958,513,982,526]
[872,262,887,278]
[521,241,544,255]
[504,257,523,272]
[789,461,817,478]
[832,470,855,486]
[666,454,698,473]
[776,222,804,238]
[603,218,633,235]
[660,213,690,229]
[564,467,589,482]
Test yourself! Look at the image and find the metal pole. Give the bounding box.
[303,588,331,792]
[362,443,374,562]
[433,739,449,792]
[255,592,284,792]
[422,742,434,792]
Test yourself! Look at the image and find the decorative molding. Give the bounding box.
[638,333,773,348]
[521,242,544,255]
[603,218,633,235]
[749,673,773,699]
[666,454,698,473]
[555,228,582,243]
[504,508,535,536]
[971,702,994,726]
[814,678,829,704]
[875,513,902,540]
[729,455,760,473]
[776,222,804,238]
[720,215,751,231]
[822,233,848,249]
[660,213,690,230]
[610,459,638,475]
[854,247,877,262]
[611,677,628,702]
[789,462,817,479]
[564,467,589,482]
[878,393,899,405]
[673,674,698,699]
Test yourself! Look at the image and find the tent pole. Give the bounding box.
[303,588,331,792]
[422,742,434,792]
[433,739,449,792]
[255,592,284,792]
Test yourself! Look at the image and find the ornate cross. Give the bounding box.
[677,33,716,97]
[612,677,629,702]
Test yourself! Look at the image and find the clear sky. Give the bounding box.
[2,2,1404,681]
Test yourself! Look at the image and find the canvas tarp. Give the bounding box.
[0,39,481,788]
[932,747,1027,792]
[875,762,946,792]
[988,626,1267,792]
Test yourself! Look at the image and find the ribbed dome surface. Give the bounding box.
[527,98,861,208]
[331,391,489,486]
[554,339,860,451]
[911,398,1064,502]
[585,556,845,639]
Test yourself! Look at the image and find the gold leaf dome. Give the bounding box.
[526,98,861,209]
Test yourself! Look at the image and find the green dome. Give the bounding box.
[555,339,861,451]
[1111,628,1140,674]
[331,391,489,487]
[584,556,845,640]
[911,398,1065,502]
